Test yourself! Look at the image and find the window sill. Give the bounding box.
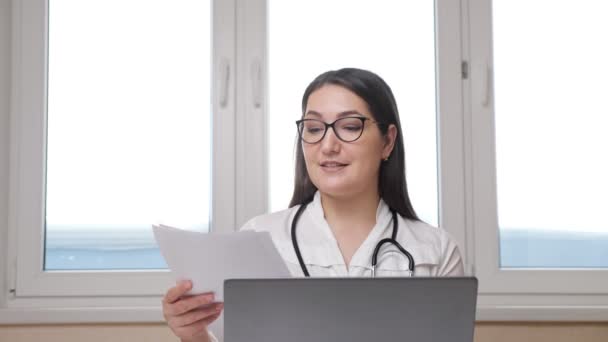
[0,306,163,324]
[1,295,608,324]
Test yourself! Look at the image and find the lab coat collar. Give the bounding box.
[286,191,439,270]
[304,192,394,268]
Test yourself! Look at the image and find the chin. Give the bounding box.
[314,183,359,199]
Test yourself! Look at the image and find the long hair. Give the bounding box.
[288,68,419,221]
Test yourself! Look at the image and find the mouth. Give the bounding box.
[319,161,349,171]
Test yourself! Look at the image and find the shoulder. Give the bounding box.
[401,219,454,245]
[239,205,302,241]
[239,205,307,274]
[398,218,464,276]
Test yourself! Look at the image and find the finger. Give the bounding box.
[173,309,223,340]
[172,303,224,328]
[164,280,192,304]
[166,293,216,316]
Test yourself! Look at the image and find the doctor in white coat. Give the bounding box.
[162,68,464,342]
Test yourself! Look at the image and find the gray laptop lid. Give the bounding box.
[224,277,477,342]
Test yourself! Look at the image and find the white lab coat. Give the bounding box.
[240,191,464,277]
[208,192,464,341]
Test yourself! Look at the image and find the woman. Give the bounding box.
[162,68,464,342]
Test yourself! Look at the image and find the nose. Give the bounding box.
[319,126,341,155]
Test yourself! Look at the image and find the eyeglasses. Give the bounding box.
[295,116,380,144]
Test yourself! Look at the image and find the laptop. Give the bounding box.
[224,277,478,342]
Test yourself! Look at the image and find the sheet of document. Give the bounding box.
[153,224,291,301]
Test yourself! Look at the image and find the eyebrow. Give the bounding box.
[304,110,365,118]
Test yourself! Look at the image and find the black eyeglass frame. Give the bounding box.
[295,116,382,144]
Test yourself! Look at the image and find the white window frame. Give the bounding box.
[248,0,471,258]
[0,0,239,322]
[234,0,268,226]
[466,0,608,320]
[3,0,606,326]
[0,0,11,321]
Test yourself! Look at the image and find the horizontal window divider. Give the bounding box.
[15,272,173,297]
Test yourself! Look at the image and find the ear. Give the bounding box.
[382,124,398,160]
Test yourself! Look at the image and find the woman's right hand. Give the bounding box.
[162,280,224,342]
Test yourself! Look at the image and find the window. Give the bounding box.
[45,0,212,271]
[469,0,608,303]
[492,0,608,269]
[7,0,236,301]
[268,0,439,227]
[2,0,607,326]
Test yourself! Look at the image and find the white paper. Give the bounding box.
[153,224,291,301]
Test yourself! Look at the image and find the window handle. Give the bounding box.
[479,62,492,107]
[252,59,262,108]
[219,58,230,108]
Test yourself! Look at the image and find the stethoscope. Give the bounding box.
[290,202,416,277]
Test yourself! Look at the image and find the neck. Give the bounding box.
[320,190,380,233]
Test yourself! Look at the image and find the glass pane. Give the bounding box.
[494,1,608,268]
[45,0,211,270]
[268,0,438,226]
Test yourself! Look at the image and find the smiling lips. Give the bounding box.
[320,161,348,171]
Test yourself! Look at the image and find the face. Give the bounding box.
[301,84,397,200]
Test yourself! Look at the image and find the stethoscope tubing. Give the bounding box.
[290,202,415,277]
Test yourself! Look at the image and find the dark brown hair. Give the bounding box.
[289,68,419,221]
